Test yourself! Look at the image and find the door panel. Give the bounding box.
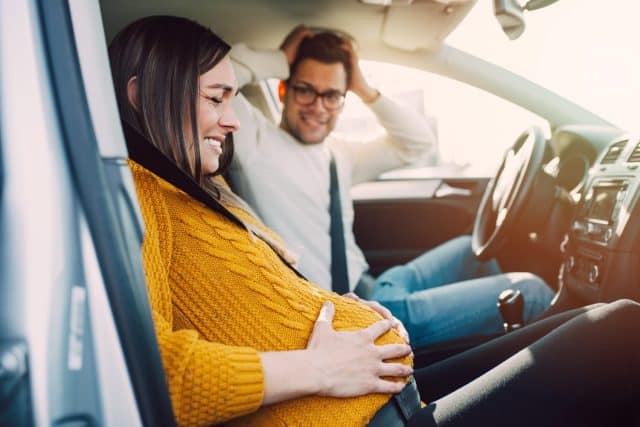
[353,178,489,276]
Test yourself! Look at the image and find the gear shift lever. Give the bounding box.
[497,289,524,332]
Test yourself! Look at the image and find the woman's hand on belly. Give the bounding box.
[306,301,413,398]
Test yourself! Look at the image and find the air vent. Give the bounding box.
[600,140,628,164]
[627,142,640,163]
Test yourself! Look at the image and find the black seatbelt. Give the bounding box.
[122,121,305,279]
[329,153,350,294]
[123,121,243,228]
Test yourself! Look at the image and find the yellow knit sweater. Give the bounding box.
[130,161,411,426]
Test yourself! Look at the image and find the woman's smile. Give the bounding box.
[204,136,223,156]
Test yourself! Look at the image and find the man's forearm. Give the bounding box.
[369,93,438,160]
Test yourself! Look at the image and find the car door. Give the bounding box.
[1,0,174,425]
[353,175,488,276]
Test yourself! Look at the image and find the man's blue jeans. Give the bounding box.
[370,236,555,348]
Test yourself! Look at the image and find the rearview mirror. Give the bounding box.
[493,0,525,40]
[494,0,561,40]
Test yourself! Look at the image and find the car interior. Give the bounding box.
[2,0,640,425]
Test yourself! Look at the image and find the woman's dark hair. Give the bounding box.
[109,15,233,181]
[288,32,352,86]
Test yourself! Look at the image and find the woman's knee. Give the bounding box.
[609,298,639,309]
[603,299,640,321]
[580,299,640,336]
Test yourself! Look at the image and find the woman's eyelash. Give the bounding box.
[208,97,223,105]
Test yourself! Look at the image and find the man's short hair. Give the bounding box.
[289,32,352,86]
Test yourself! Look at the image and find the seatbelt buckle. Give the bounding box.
[393,376,421,421]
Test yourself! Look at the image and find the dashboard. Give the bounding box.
[556,129,640,303]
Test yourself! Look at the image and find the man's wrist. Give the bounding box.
[357,87,380,104]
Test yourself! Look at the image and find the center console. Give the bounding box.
[564,137,640,302]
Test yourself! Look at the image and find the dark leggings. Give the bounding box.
[408,300,640,427]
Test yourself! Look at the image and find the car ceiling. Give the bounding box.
[98,0,615,130]
[99,0,477,54]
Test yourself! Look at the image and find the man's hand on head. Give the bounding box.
[280,25,314,66]
[341,41,379,104]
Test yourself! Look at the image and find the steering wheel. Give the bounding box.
[472,126,546,261]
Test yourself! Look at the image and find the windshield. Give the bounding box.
[447,0,640,133]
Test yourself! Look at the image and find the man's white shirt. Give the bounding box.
[229,43,438,291]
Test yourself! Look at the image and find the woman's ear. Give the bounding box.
[127,76,139,110]
[278,80,287,104]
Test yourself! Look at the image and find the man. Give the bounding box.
[229,27,554,347]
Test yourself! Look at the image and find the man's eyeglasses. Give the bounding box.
[288,83,346,110]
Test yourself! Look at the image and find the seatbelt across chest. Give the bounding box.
[329,153,350,295]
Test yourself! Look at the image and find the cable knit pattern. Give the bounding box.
[130,161,412,426]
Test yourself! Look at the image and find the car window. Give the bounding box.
[339,61,549,178]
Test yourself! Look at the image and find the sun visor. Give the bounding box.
[381,0,477,51]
